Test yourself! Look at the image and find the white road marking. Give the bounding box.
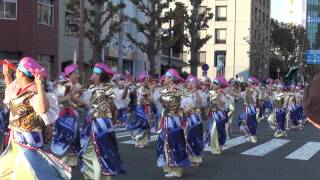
[286,142,320,160]
[241,139,290,156]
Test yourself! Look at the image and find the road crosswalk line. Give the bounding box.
[204,136,248,152]
[286,142,320,160]
[241,139,290,156]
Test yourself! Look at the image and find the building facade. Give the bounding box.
[179,0,271,80]
[306,0,320,50]
[104,0,146,76]
[284,0,307,27]
[0,0,59,77]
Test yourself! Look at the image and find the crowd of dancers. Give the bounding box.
[0,57,306,179]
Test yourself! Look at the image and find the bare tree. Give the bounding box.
[67,0,126,64]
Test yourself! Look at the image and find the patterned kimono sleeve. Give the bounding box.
[29,93,60,125]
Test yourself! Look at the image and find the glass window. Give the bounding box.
[0,0,17,20]
[215,29,226,44]
[214,51,226,76]
[64,11,79,37]
[37,0,54,26]
[255,7,257,20]
[216,6,227,21]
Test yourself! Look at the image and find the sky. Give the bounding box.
[271,0,285,22]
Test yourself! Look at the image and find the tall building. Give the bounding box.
[178,0,271,80]
[306,0,320,50]
[284,0,307,26]
[105,0,146,76]
[58,0,93,76]
[0,0,59,77]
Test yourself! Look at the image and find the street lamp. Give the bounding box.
[277,67,280,80]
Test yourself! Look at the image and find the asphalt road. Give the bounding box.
[71,102,320,180]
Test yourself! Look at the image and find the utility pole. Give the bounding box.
[79,0,85,76]
[117,0,124,73]
[168,8,172,69]
[233,0,237,78]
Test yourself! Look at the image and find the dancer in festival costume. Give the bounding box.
[51,63,84,167]
[205,77,228,154]
[258,79,273,123]
[272,84,288,138]
[113,73,131,128]
[285,84,300,130]
[222,78,238,140]
[0,57,71,180]
[181,75,206,166]
[157,68,190,178]
[295,85,305,130]
[127,71,151,148]
[238,77,259,143]
[79,63,126,180]
[199,77,211,122]
[149,78,163,133]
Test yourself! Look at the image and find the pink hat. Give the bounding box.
[94,63,114,78]
[248,76,259,85]
[165,68,184,82]
[18,57,48,79]
[186,74,200,87]
[137,71,150,82]
[216,76,229,88]
[64,64,78,76]
[266,78,273,84]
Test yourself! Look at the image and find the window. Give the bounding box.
[263,12,265,23]
[255,7,257,20]
[259,10,261,25]
[216,6,227,21]
[37,0,54,26]
[215,29,226,44]
[214,51,226,76]
[64,11,78,37]
[198,51,206,64]
[0,0,17,20]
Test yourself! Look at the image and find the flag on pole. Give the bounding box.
[284,66,298,84]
